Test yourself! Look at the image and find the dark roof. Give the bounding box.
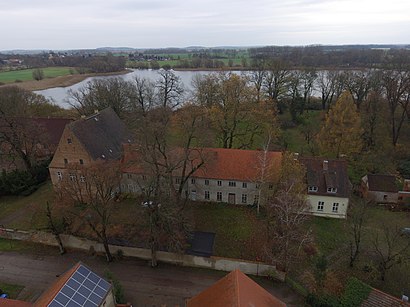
[361,288,409,307]
[299,157,350,198]
[187,269,287,307]
[186,231,215,257]
[69,108,132,161]
[366,174,398,193]
[30,118,72,146]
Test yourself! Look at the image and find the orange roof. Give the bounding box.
[187,269,287,307]
[122,146,282,182]
[33,263,80,307]
[0,299,32,307]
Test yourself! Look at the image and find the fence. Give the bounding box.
[0,227,285,281]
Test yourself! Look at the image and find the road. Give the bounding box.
[0,250,303,306]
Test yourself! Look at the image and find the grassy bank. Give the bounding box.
[0,282,24,299]
[0,67,75,84]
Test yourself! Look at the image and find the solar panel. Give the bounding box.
[48,264,111,307]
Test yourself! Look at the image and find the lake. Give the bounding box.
[35,69,243,109]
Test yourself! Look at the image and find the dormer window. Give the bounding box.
[67,138,72,144]
[308,186,318,192]
[327,187,337,193]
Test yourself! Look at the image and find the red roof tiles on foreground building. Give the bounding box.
[186,269,287,307]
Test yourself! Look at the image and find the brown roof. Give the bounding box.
[299,157,350,198]
[69,108,133,161]
[366,174,398,193]
[122,146,282,182]
[0,299,32,307]
[361,288,410,307]
[34,262,80,306]
[30,118,73,146]
[187,269,286,307]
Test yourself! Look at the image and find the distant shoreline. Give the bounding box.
[0,69,131,91]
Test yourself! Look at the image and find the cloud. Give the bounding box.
[0,0,409,49]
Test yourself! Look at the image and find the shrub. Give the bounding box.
[104,271,125,304]
[339,277,371,307]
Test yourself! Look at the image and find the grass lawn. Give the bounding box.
[0,67,76,84]
[0,181,54,230]
[0,282,24,299]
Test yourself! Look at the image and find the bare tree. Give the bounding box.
[318,70,343,110]
[371,226,410,281]
[248,58,267,103]
[32,68,44,81]
[345,70,374,110]
[57,161,122,262]
[155,70,185,109]
[132,76,156,116]
[68,78,135,118]
[266,152,312,272]
[263,60,291,112]
[349,198,371,267]
[381,69,410,146]
[45,201,66,255]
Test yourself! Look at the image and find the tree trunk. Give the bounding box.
[103,239,113,262]
[150,245,158,267]
[53,233,66,255]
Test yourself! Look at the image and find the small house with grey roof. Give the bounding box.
[49,108,132,187]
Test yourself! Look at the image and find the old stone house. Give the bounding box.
[49,108,132,186]
[361,174,399,204]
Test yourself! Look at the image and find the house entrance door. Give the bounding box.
[228,193,236,204]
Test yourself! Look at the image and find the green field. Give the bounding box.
[0,282,24,299]
[0,67,76,84]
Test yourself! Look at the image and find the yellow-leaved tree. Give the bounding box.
[318,92,363,158]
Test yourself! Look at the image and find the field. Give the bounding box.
[0,67,76,84]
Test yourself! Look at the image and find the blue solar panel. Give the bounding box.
[48,264,111,307]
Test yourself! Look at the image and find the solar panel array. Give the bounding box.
[48,264,111,307]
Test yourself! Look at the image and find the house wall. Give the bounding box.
[367,191,398,204]
[121,175,264,205]
[49,127,93,186]
[102,291,116,307]
[307,195,349,219]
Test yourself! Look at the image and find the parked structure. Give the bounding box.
[49,108,132,186]
[186,269,287,307]
[361,174,399,204]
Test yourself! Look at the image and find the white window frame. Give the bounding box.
[242,182,247,188]
[253,194,259,205]
[69,173,76,182]
[308,186,318,192]
[327,187,337,193]
[191,178,196,184]
[317,201,324,211]
[204,190,210,200]
[332,202,339,212]
[217,192,222,202]
[80,175,86,183]
[241,194,247,204]
[217,180,222,186]
[57,171,63,180]
[229,181,236,187]
[205,179,209,186]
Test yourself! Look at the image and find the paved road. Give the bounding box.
[0,250,303,306]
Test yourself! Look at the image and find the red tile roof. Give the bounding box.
[0,299,32,307]
[122,146,282,182]
[34,263,80,307]
[361,288,410,307]
[187,269,287,307]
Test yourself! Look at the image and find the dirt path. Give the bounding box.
[0,250,304,306]
[0,70,130,91]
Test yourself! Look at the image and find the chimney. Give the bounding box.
[323,160,328,171]
[94,109,99,114]
[293,152,299,161]
[81,115,86,119]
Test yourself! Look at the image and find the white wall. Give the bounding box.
[307,195,349,219]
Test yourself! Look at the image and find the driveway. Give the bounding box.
[0,250,303,306]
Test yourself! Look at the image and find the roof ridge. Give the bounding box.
[234,269,240,307]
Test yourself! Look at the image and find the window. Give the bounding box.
[256,183,260,189]
[79,159,84,165]
[67,138,72,144]
[308,186,318,192]
[217,192,222,202]
[241,194,247,204]
[327,187,337,193]
[217,180,222,186]
[142,175,147,180]
[253,194,259,205]
[69,173,76,181]
[127,173,132,179]
[80,175,86,183]
[57,172,62,180]
[242,182,247,188]
[191,178,196,184]
[128,184,134,192]
[317,201,324,211]
[175,178,181,184]
[204,191,210,200]
[229,181,236,187]
[268,184,273,190]
[332,203,339,212]
[205,179,209,186]
[191,190,197,201]
[64,158,68,164]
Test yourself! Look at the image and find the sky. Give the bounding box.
[1,0,409,50]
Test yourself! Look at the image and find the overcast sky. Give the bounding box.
[1,0,409,50]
